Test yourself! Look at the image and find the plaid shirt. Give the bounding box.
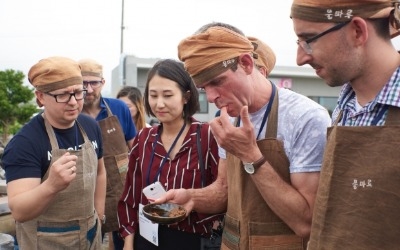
[332,67,400,126]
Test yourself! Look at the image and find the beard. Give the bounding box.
[323,35,361,88]
[83,92,100,106]
[325,66,349,87]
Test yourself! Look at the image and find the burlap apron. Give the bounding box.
[221,89,307,250]
[308,106,400,250]
[16,116,101,249]
[98,100,129,232]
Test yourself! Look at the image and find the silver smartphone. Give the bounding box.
[143,181,166,200]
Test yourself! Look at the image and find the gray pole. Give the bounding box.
[120,0,125,54]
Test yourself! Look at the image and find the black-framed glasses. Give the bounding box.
[45,89,87,103]
[296,21,350,55]
[83,80,102,89]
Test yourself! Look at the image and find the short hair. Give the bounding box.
[144,59,200,121]
[369,18,391,39]
[195,22,245,35]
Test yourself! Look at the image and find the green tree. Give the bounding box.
[0,69,38,144]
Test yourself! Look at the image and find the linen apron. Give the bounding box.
[308,107,400,250]
[16,116,101,249]
[221,89,307,250]
[98,100,129,233]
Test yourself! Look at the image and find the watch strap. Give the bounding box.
[252,155,267,170]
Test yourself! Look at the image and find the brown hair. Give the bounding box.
[117,86,147,130]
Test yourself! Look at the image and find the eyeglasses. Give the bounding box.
[296,21,350,55]
[83,80,102,89]
[45,89,87,103]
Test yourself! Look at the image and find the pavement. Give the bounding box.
[101,233,112,250]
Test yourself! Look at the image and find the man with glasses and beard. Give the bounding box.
[79,59,136,250]
[2,56,106,249]
[291,0,400,248]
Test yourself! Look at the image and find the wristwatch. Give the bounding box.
[243,155,267,174]
[100,214,106,224]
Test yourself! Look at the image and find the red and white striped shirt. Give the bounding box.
[118,118,220,238]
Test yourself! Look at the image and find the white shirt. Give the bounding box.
[219,87,331,173]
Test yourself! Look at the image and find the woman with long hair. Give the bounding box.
[117,59,221,250]
[117,86,149,131]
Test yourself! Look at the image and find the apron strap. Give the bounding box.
[385,106,400,125]
[333,110,343,126]
[265,82,279,138]
[102,98,114,117]
[42,112,60,149]
[42,112,90,150]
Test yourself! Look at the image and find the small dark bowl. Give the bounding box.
[142,203,186,224]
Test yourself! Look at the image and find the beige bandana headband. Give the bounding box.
[28,56,83,93]
[247,36,276,75]
[78,58,103,78]
[291,0,400,37]
[178,26,254,86]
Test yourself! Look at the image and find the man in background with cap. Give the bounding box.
[2,56,106,249]
[291,0,400,248]
[78,58,136,250]
[156,22,331,249]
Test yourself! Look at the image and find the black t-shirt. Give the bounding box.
[2,113,103,183]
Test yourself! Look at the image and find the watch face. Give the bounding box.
[244,164,255,174]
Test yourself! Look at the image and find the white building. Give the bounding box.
[111,56,341,122]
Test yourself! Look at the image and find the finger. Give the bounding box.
[63,152,78,163]
[153,190,173,204]
[56,153,77,166]
[209,108,229,140]
[67,166,76,175]
[209,119,224,145]
[66,154,78,162]
[61,161,77,172]
[209,117,222,134]
[218,107,231,127]
[239,106,251,128]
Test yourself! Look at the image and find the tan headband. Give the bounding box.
[291,2,393,22]
[291,0,400,37]
[178,26,254,85]
[28,56,83,93]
